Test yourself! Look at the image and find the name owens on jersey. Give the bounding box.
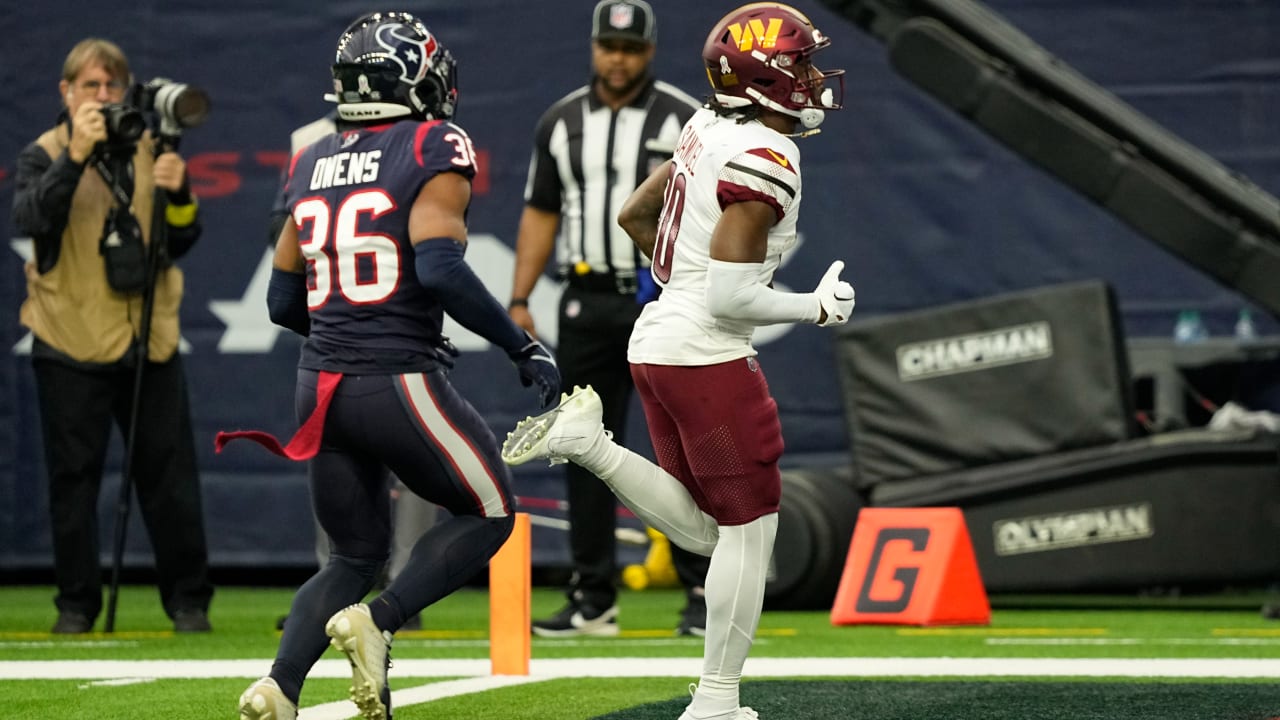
[284,120,478,373]
[308,150,382,189]
[628,107,803,366]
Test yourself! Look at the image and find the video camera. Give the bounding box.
[102,78,211,148]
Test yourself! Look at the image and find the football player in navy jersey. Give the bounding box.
[230,12,559,720]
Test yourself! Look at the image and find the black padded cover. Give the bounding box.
[836,281,1135,488]
[871,429,1280,592]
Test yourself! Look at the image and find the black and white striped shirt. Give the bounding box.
[523,78,699,282]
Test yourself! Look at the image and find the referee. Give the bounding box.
[508,0,710,638]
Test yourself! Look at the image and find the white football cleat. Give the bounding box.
[326,603,393,720]
[501,385,609,466]
[678,682,759,720]
[677,708,759,720]
[238,677,297,720]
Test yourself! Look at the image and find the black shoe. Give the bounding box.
[173,608,212,633]
[676,593,706,637]
[275,614,288,631]
[532,599,619,637]
[400,612,422,631]
[51,611,93,634]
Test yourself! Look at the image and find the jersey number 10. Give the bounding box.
[651,167,687,285]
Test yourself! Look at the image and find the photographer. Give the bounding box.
[12,38,213,634]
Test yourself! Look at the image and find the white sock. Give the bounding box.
[689,514,778,718]
[575,433,719,557]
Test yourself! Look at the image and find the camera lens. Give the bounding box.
[154,83,210,129]
[101,103,145,144]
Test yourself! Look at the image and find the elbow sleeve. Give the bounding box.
[267,267,311,336]
[414,239,527,355]
[705,258,820,326]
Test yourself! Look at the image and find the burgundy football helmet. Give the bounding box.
[702,3,844,129]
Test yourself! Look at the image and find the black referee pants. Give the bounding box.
[33,352,213,621]
[556,287,709,609]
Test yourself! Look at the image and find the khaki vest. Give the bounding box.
[20,126,184,363]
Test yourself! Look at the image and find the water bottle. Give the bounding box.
[1173,310,1208,343]
[1235,308,1257,341]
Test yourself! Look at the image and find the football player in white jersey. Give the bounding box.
[503,4,853,719]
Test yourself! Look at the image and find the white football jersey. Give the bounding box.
[628,107,803,365]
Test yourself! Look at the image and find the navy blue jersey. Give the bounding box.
[283,119,478,373]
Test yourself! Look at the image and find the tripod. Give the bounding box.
[99,134,178,634]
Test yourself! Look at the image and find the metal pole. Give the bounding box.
[104,139,173,633]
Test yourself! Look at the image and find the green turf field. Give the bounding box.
[3,584,1279,719]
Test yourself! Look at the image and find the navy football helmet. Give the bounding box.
[329,11,458,122]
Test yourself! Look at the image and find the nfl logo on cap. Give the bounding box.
[592,0,655,43]
[610,4,634,28]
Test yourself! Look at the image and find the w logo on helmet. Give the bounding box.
[728,18,782,51]
[375,22,438,82]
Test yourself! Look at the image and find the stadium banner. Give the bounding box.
[1,1,1277,570]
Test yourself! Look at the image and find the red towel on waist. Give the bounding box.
[214,371,342,460]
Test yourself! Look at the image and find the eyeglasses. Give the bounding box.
[76,79,127,93]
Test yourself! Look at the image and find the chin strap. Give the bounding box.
[797,107,825,129]
[717,91,826,137]
[786,107,825,137]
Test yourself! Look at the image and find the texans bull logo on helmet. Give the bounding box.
[374,20,438,87]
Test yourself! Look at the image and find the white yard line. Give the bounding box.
[299,676,544,720]
[4,656,1280,680]
[6,656,1279,720]
[987,638,1280,646]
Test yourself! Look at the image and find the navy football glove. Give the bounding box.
[509,333,560,407]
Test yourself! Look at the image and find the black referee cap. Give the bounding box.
[592,0,656,43]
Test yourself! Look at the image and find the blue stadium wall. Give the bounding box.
[2,0,1278,572]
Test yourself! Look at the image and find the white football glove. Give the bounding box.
[813,260,855,327]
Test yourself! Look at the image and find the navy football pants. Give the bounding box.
[270,369,514,702]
